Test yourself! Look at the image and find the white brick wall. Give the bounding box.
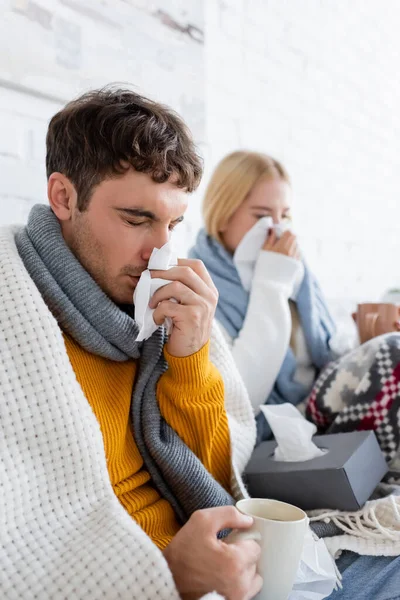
[205,0,400,305]
[1,0,400,306]
[0,0,205,255]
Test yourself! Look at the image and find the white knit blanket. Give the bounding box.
[0,226,256,600]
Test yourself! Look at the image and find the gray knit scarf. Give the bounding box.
[15,204,234,524]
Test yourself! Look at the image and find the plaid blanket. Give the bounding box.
[306,333,400,483]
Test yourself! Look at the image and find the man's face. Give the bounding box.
[60,170,188,304]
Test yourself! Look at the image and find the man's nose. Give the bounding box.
[141,226,170,261]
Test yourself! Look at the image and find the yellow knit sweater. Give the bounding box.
[64,333,231,550]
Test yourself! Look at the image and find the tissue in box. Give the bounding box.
[245,431,388,511]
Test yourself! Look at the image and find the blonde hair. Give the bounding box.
[203,150,290,243]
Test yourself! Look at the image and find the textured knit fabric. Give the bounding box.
[307,333,400,482]
[64,333,231,550]
[0,223,256,599]
[309,490,400,557]
[190,229,336,441]
[15,205,234,525]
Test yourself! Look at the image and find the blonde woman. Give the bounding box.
[190,151,400,457]
[190,151,337,441]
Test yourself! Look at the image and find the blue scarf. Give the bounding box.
[190,229,336,442]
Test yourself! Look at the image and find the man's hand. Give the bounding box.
[263,230,300,260]
[163,506,262,600]
[149,258,218,357]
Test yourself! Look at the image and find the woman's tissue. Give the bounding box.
[233,217,304,296]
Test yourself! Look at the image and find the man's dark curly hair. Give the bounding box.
[46,86,203,210]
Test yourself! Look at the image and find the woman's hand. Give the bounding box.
[263,229,300,260]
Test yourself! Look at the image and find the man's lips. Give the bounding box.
[127,274,142,285]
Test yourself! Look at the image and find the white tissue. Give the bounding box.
[233,217,304,297]
[290,529,340,600]
[133,242,178,342]
[260,404,325,462]
[273,220,293,239]
[233,216,273,291]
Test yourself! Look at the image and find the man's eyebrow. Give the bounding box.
[115,208,158,221]
[115,208,184,224]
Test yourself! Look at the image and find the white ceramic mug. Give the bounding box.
[225,498,308,600]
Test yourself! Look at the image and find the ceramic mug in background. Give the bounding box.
[353,303,400,344]
[225,498,308,600]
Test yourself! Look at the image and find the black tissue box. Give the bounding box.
[245,431,388,511]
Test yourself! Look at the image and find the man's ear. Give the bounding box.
[47,172,77,221]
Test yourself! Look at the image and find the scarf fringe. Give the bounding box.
[309,495,400,543]
[334,567,343,590]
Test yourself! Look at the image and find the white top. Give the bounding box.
[0,225,256,600]
[220,250,356,414]
[219,250,313,415]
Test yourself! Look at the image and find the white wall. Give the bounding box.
[0,0,205,254]
[1,0,400,305]
[205,0,400,305]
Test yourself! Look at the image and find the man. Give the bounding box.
[0,88,261,600]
